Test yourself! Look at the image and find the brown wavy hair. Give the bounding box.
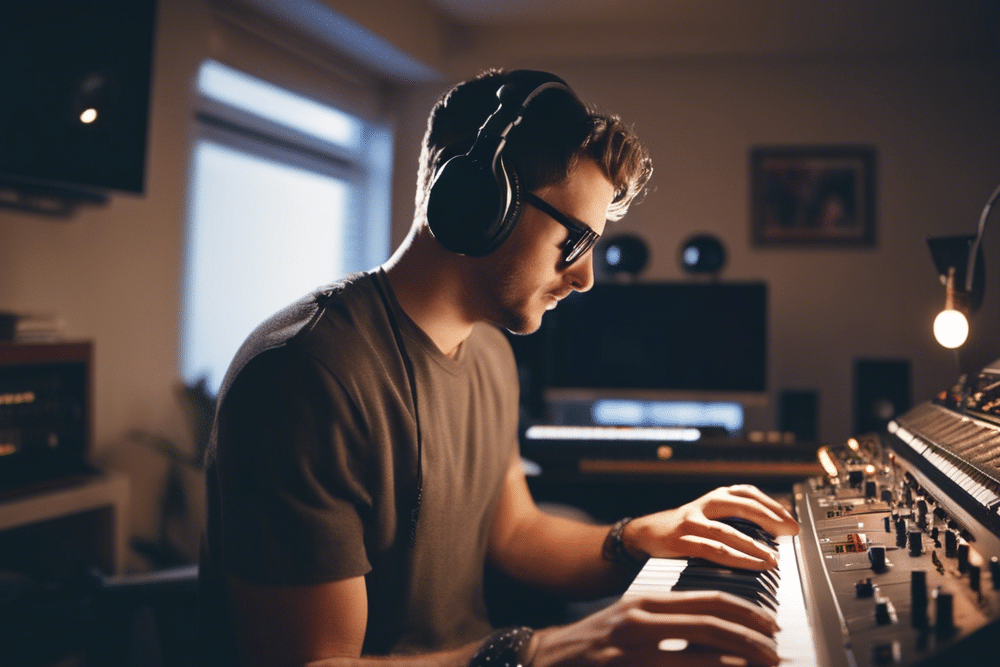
[415,69,652,223]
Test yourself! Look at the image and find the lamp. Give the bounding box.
[933,266,969,349]
[927,181,998,348]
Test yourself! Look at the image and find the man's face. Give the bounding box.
[474,157,615,334]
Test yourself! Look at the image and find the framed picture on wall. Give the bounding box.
[750,145,876,246]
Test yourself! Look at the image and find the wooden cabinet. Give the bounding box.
[0,473,129,578]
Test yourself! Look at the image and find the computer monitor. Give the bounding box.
[536,281,768,406]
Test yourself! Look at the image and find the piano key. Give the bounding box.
[623,534,820,666]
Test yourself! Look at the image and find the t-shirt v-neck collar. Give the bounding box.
[373,269,467,376]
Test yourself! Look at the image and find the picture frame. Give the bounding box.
[750,145,876,246]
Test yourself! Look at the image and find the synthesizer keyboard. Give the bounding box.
[623,357,1000,666]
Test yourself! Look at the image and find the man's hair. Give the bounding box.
[415,69,652,223]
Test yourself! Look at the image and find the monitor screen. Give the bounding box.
[539,281,768,399]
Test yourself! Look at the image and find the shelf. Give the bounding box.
[0,472,130,574]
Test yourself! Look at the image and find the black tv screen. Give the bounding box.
[0,0,157,195]
[542,282,768,395]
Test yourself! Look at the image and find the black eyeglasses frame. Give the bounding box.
[524,191,601,266]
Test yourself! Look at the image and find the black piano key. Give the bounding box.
[680,566,779,597]
[672,578,778,611]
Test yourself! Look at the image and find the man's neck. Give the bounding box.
[381,229,476,358]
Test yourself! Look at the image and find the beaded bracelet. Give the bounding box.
[602,516,646,570]
[468,626,535,667]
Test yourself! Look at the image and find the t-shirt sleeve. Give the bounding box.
[213,344,374,585]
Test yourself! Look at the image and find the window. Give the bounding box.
[180,60,392,394]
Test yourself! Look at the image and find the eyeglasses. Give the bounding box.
[524,192,601,266]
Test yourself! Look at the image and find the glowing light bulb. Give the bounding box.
[80,108,98,124]
[933,308,968,348]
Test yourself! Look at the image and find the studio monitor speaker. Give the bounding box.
[853,359,911,435]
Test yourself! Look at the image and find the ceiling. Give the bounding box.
[222,0,1000,82]
[424,0,998,56]
[425,0,687,25]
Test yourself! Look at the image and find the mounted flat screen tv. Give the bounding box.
[539,282,768,404]
[0,0,157,196]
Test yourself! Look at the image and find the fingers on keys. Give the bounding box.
[632,590,779,636]
[612,594,780,666]
[718,485,799,536]
[677,531,777,572]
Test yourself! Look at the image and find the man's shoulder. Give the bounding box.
[220,272,394,394]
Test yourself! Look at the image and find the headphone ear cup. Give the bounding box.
[426,154,514,256]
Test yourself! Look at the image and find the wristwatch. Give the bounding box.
[602,516,645,570]
[468,626,535,667]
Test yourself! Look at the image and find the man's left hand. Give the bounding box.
[622,484,799,571]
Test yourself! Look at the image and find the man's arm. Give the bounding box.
[487,455,634,597]
[487,454,800,598]
[226,563,781,667]
[227,574,481,667]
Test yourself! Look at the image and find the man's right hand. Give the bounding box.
[529,590,780,667]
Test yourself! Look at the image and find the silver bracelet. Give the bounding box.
[468,626,535,667]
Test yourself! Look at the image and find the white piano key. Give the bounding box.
[623,534,819,666]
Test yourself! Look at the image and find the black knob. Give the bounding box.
[958,543,970,573]
[969,564,981,592]
[911,570,928,629]
[917,499,928,514]
[881,489,893,504]
[934,588,954,638]
[991,557,1000,591]
[884,516,892,533]
[849,470,864,487]
[872,643,898,666]
[869,545,886,573]
[908,531,923,557]
[896,518,908,548]
[856,577,875,598]
[865,480,877,499]
[875,599,892,625]
[945,530,957,558]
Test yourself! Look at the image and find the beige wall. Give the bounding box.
[2,0,998,565]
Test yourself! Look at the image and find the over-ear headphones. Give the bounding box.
[425,70,580,257]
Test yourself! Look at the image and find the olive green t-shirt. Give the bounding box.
[200,270,520,663]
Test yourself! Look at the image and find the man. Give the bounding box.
[199,68,799,667]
